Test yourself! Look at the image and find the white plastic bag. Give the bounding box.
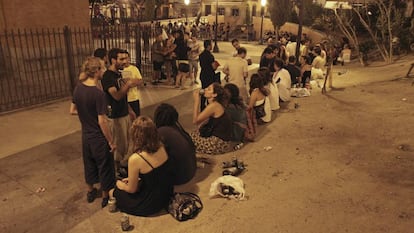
[290,87,311,97]
[209,176,246,200]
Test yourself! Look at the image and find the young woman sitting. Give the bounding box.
[224,83,256,144]
[109,116,173,216]
[154,103,196,185]
[191,82,232,155]
[248,74,272,124]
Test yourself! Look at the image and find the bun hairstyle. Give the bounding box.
[131,116,162,154]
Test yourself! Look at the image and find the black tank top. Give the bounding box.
[210,112,232,141]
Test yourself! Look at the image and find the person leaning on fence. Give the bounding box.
[101,48,139,178]
[70,57,116,208]
[174,31,191,89]
[191,83,232,155]
[154,103,197,185]
[152,33,165,85]
[109,116,174,216]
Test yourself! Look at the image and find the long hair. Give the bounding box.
[131,116,162,154]
[81,57,101,81]
[224,83,244,108]
[212,82,229,106]
[154,103,179,128]
[257,67,271,85]
[249,73,268,96]
[153,103,195,151]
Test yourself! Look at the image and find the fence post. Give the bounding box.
[135,24,141,70]
[63,26,76,93]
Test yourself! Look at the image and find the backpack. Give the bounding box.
[168,192,203,221]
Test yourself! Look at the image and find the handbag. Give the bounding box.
[168,192,203,221]
[254,100,266,119]
[199,119,213,138]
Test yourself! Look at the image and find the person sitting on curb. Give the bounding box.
[154,103,197,185]
[191,83,232,155]
[273,58,292,104]
[224,83,256,146]
[248,73,271,124]
[109,116,173,216]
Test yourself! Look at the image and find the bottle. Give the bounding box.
[234,143,244,150]
[121,214,130,231]
[107,105,112,118]
[199,88,205,95]
[108,197,117,213]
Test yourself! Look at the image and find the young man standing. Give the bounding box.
[223,47,249,102]
[101,48,139,177]
[122,51,143,116]
[199,40,218,111]
[70,57,116,208]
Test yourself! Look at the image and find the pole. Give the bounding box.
[259,6,264,45]
[213,0,219,53]
[295,0,303,62]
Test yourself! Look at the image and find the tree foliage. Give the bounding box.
[268,0,292,36]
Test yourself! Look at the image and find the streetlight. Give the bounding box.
[259,0,267,45]
[184,0,190,23]
[213,0,219,53]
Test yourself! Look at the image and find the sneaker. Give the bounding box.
[87,188,98,203]
[101,197,109,208]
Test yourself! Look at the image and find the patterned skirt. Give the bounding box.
[190,131,231,155]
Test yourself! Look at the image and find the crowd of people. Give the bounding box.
[69,28,349,217]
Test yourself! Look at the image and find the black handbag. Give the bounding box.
[254,100,266,119]
[168,192,203,222]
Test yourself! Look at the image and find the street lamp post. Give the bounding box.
[184,0,190,23]
[259,0,266,45]
[213,0,219,53]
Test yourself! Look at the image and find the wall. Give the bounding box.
[0,0,89,30]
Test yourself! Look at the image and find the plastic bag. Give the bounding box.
[209,176,246,200]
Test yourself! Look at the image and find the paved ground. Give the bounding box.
[1,42,413,233]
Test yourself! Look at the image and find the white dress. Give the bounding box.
[265,83,280,111]
[255,97,271,123]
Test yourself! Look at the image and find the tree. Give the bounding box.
[268,0,292,40]
[333,0,407,64]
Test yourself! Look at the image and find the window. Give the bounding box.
[252,5,257,17]
[205,5,211,16]
[218,7,225,16]
[232,8,239,16]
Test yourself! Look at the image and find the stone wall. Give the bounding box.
[0,0,89,30]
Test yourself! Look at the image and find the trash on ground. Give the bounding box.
[209,176,246,200]
[264,146,272,151]
[36,187,46,193]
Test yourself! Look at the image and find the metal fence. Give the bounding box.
[0,24,155,113]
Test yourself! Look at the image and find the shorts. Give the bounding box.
[177,60,190,73]
[153,61,163,71]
